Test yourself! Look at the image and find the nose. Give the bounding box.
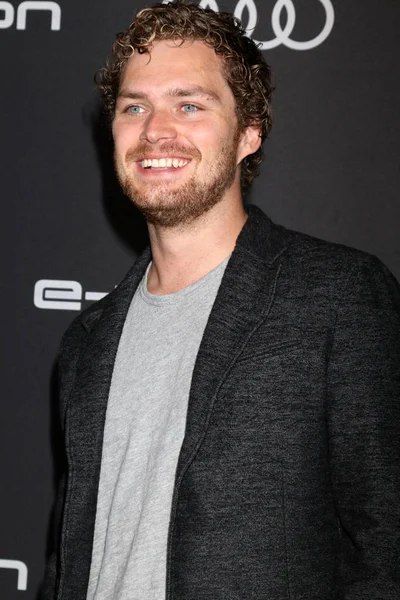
[140,108,178,144]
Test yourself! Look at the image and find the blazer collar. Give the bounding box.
[79,203,291,333]
[236,204,291,266]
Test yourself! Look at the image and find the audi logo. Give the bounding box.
[162,0,335,51]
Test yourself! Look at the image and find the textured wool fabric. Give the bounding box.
[41,206,400,600]
[86,258,229,600]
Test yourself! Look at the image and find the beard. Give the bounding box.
[115,130,241,228]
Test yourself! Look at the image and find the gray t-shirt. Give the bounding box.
[86,256,230,600]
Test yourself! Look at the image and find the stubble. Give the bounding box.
[115,132,240,228]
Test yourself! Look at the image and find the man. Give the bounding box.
[42,1,400,599]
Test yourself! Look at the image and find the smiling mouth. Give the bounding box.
[139,157,190,169]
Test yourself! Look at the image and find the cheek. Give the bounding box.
[113,122,138,154]
[186,123,227,155]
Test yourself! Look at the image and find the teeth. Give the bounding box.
[140,158,189,169]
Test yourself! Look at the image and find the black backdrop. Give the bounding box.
[1,1,399,597]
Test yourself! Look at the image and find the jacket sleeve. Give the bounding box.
[39,319,89,600]
[327,255,400,598]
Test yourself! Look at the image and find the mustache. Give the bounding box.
[126,142,201,163]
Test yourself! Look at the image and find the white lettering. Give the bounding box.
[16,1,61,30]
[33,279,108,310]
[0,1,61,30]
[0,559,28,591]
[34,279,82,311]
[0,2,14,29]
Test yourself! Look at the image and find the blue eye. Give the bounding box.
[182,104,198,113]
[127,105,144,114]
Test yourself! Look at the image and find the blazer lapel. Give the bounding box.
[175,205,291,482]
[67,248,151,474]
[62,249,151,598]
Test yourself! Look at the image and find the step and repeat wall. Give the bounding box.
[1,1,399,597]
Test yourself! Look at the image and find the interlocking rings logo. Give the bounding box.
[236,0,334,50]
[162,0,335,51]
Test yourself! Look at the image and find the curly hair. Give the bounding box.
[95,0,273,190]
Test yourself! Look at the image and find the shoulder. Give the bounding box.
[244,206,399,311]
[284,225,378,269]
[275,223,398,298]
[242,204,395,287]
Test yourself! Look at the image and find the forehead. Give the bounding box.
[119,39,232,100]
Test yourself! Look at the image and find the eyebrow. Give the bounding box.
[117,85,221,103]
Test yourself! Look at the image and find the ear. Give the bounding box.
[236,124,262,164]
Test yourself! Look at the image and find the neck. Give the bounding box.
[146,195,247,295]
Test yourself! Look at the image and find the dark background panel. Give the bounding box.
[1,1,399,598]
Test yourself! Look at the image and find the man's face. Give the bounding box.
[112,39,257,227]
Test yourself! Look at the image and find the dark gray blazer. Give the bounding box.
[42,205,400,600]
